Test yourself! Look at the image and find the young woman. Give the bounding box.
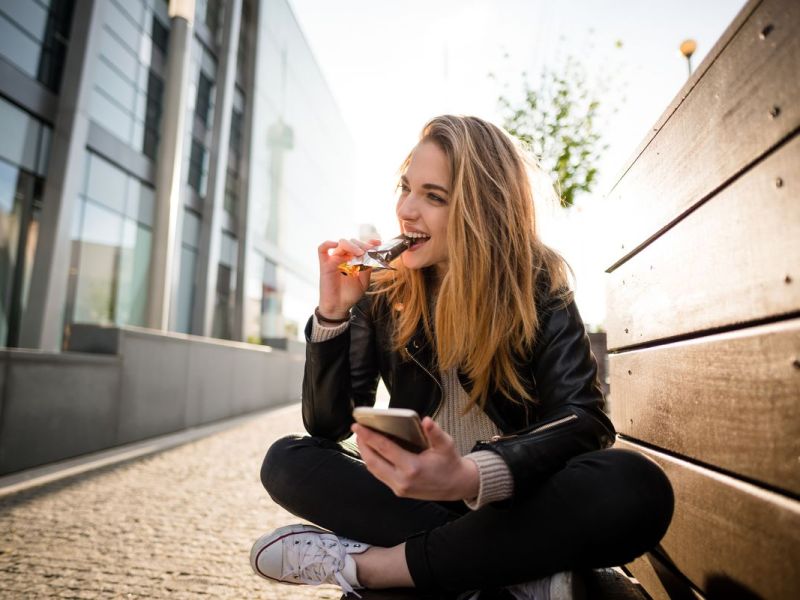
[251,115,674,599]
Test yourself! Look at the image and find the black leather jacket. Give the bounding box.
[302,289,615,499]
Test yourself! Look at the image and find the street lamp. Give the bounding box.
[680,39,697,77]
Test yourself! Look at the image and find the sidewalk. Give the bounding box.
[0,403,341,599]
[0,403,647,599]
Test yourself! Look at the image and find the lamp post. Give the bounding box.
[680,39,697,78]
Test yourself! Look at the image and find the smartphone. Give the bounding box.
[352,407,429,453]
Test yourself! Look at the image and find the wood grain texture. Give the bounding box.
[606,133,800,350]
[615,439,800,599]
[609,319,800,495]
[603,0,799,272]
[627,553,705,600]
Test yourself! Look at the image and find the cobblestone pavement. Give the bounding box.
[0,404,344,599]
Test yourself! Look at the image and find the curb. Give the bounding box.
[0,402,300,498]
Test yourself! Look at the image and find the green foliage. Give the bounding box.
[496,55,612,209]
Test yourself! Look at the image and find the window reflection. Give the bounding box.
[0,97,51,347]
[0,0,75,93]
[212,231,237,339]
[175,208,201,333]
[90,0,169,158]
[64,152,153,337]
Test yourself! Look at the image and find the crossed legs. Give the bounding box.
[260,434,673,593]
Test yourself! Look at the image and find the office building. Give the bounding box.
[0,0,355,352]
[0,0,354,474]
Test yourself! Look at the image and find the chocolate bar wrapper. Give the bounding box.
[338,236,411,277]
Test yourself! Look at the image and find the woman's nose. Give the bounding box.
[396,194,419,220]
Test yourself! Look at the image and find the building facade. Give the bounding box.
[0,0,354,352]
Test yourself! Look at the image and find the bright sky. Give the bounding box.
[287,0,747,326]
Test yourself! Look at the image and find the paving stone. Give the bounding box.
[0,404,649,600]
[0,404,339,598]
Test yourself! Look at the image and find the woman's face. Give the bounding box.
[396,141,451,275]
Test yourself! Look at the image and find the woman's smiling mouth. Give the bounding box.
[404,231,431,250]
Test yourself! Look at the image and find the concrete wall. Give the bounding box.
[0,325,304,474]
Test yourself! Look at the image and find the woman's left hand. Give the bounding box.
[352,417,480,501]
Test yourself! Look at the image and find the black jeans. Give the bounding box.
[260,434,673,594]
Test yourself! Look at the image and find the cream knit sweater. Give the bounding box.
[310,314,514,509]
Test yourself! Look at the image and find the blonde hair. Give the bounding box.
[372,115,573,410]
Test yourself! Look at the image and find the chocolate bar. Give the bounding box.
[338,236,412,276]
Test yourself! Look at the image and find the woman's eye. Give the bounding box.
[428,194,445,203]
[397,183,410,193]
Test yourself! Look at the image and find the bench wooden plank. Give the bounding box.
[606,133,800,350]
[614,439,800,599]
[609,319,800,495]
[603,0,799,273]
[627,553,706,600]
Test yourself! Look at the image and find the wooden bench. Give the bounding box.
[604,0,799,597]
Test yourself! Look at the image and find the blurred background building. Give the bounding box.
[0,0,355,474]
[0,0,354,353]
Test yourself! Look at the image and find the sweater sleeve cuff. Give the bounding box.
[309,313,351,342]
[463,450,514,510]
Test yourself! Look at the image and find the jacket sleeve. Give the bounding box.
[474,296,616,497]
[301,295,380,440]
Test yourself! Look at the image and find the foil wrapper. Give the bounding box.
[338,236,412,277]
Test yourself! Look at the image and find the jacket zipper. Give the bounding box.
[485,412,578,443]
[406,346,444,419]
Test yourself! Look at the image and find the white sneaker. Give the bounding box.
[506,571,581,600]
[250,524,370,597]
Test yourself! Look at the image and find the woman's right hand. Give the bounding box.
[317,237,382,319]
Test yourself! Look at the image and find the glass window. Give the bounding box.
[138,34,152,69]
[133,90,149,123]
[104,1,141,54]
[151,0,169,26]
[0,98,41,172]
[72,200,123,324]
[3,0,49,42]
[126,179,154,226]
[131,121,145,154]
[35,125,51,177]
[0,158,43,347]
[195,0,223,41]
[181,208,201,249]
[90,88,134,144]
[220,232,237,267]
[142,125,159,161]
[114,0,145,30]
[98,28,139,79]
[150,13,168,54]
[229,106,243,159]
[211,262,233,339]
[260,257,283,340]
[116,219,151,327]
[38,0,74,93]
[0,0,76,92]
[142,70,164,159]
[65,151,154,332]
[0,13,40,77]
[195,72,214,127]
[187,139,207,195]
[95,57,138,111]
[212,231,237,339]
[223,168,238,216]
[0,160,22,344]
[175,246,197,333]
[85,154,127,213]
[0,159,17,215]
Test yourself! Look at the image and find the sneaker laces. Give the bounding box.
[284,534,361,597]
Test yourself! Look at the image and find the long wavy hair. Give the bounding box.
[372,115,573,410]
